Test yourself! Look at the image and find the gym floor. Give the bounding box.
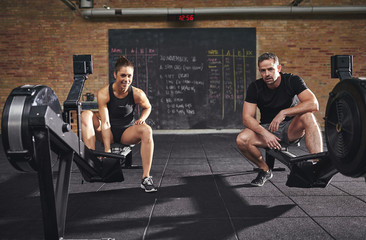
[1,133,366,240]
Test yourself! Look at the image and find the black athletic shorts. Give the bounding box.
[261,118,302,147]
[111,124,133,143]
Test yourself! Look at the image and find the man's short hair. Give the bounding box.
[258,52,279,66]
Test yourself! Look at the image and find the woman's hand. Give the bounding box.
[135,119,146,125]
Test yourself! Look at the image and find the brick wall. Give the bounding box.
[1,0,366,130]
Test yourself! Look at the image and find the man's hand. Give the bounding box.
[262,131,282,150]
[269,110,286,132]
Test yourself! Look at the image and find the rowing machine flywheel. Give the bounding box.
[1,85,62,172]
[325,78,366,177]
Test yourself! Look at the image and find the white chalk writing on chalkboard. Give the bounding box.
[109,28,256,129]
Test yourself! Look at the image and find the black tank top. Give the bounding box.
[107,83,135,128]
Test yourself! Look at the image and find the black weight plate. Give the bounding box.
[325,78,366,177]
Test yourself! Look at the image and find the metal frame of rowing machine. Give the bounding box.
[1,55,132,239]
[265,146,337,188]
[28,103,125,239]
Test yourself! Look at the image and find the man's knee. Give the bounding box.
[298,112,318,127]
[289,112,320,140]
[236,131,251,150]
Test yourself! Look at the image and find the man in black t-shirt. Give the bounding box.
[236,53,323,187]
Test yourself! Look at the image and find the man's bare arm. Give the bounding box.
[269,89,319,132]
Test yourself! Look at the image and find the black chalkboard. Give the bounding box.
[108,28,256,129]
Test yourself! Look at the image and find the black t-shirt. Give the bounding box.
[245,72,308,124]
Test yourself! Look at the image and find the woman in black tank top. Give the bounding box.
[81,56,157,192]
[107,84,136,143]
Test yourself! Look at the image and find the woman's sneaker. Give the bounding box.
[251,169,273,187]
[141,176,158,193]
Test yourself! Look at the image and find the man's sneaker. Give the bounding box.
[141,176,158,193]
[251,169,273,187]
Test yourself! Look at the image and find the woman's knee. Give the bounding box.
[81,110,100,131]
[81,110,93,125]
[139,124,153,139]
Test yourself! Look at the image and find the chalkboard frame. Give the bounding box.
[108,28,256,129]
